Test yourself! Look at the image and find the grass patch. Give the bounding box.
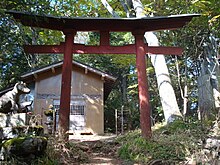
[34,137,89,164]
[117,120,210,164]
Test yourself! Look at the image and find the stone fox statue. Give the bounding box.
[0,82,30,114]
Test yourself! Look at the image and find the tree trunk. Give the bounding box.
[132,0,182,122]
[198,35,220,120]
[198,74,215,120]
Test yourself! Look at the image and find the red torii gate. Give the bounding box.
[7,11,199,138]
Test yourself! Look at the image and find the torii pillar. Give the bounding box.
[58,30,76,137]
[133,30,151,138]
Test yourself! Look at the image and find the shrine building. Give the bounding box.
[0,60,116,135]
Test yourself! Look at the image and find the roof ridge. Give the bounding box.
[21,60,116,81]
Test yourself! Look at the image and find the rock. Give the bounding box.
[0,113,27,127]
[1,127,17,139]
[0,126,44,140]
[2,136,47,159]
[205,138,220,149]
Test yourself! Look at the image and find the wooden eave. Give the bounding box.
[6,10,200,32]
[21,61,116,81]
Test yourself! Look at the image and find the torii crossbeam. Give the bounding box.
[7,10,199,139]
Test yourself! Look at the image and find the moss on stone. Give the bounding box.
[2,136,48,159]
[3,137,26,149]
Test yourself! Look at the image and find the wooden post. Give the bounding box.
[53,109,56,134]
[121,105,124,134]
[115,109,118,135]
[183,85,188,118]
[133,31,152,139]
[58,30,76,139]
[100,31,110,46]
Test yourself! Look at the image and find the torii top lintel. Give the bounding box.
[6,10,199,32]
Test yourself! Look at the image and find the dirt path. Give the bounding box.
[69,134,134,165]
[82,154,125,165]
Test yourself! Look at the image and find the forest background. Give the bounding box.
[0,0,220,132]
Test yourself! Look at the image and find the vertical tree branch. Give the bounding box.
[100,0,119,18]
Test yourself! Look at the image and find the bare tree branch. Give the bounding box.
[119,0,132,17]
[100,0,119,18]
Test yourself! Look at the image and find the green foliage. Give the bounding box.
[138,0,220,116]
[3,137,26,148]
[0,1,54,89]
[118,132,185,162]
[117,120,210,164]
